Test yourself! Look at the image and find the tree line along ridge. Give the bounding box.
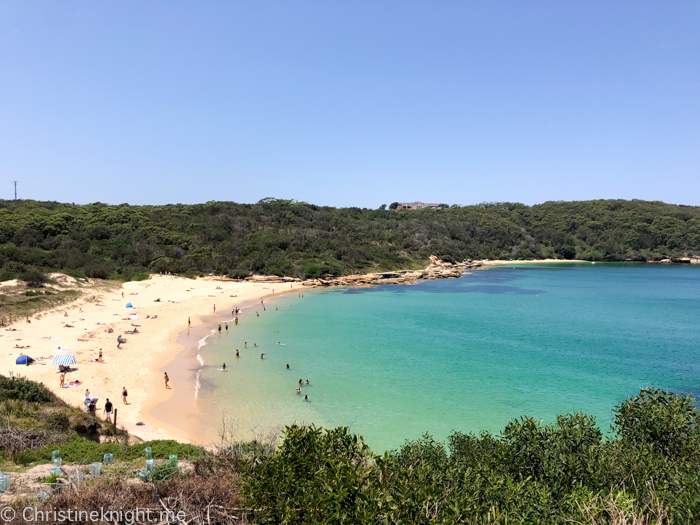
[0,198,699,282]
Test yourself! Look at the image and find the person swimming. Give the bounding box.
[260,353,265,359]
[235,349,239,358]
[296,387,301,394]
[299,379,303,386]
[305,379,309,385]
[222,363,226,371]
[303,395,308,401]
[286,364,289,369]
[218,324,222,332]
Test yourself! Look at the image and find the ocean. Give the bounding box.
[194,263,700,452]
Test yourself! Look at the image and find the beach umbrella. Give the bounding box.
[52,354,76,367]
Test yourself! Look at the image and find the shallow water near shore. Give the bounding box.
[195,263,700,452]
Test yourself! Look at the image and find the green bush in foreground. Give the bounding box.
[243,388,700,524]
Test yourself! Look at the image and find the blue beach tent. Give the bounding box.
[15,355,34,366]
[126,303,132,308]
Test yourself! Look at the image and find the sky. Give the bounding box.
[1,1,699,208]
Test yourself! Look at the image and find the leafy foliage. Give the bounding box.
[0,375,64,404]
[243,388,700,524]
[0,198,698,280]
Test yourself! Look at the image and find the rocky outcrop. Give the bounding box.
[691,257,700,265]
[235,257,482,287]
[245,275,301,283]
[303,258,481,287]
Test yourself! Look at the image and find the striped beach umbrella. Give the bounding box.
[52,354,76,366]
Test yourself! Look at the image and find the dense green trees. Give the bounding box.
[0,198,698,281]
[243,388,700,524]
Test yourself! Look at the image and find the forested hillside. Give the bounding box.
[0,198,699,281]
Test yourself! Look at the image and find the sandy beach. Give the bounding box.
[1,275,306,443]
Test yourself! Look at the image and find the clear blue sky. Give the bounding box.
[1,1,698,208]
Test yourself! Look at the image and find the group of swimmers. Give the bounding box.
[296,378,310,401]
[202,296,312,401]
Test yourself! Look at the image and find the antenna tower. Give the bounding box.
[12,181,17,200]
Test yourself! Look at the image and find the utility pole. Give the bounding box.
[12,181,17,200]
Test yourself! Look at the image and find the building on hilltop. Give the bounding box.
[396,201,441,210]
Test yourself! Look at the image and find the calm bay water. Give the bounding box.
[196,264,700,452]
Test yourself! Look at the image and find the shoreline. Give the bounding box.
[144,289,298,444]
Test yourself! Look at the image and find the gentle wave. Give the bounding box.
[194,330,215,399]
[194,369,202,400]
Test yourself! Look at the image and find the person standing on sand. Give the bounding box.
[59,372,65,388]
[222,363,226,371]
[164,373,170,389]
[104,398,113,422]
[188,317,191,327]
[213,304,216,314]
[98,349,103,362]
[122,387,128,405]
[225,322,228,331]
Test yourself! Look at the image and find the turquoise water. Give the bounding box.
[197,264,700,452]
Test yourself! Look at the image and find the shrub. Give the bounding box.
[85,264,111,279]
[0,376,63,404]
[127,272,150,282]
[149,464,180,482]
[20,267,47,287]
[613,387,700,459]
